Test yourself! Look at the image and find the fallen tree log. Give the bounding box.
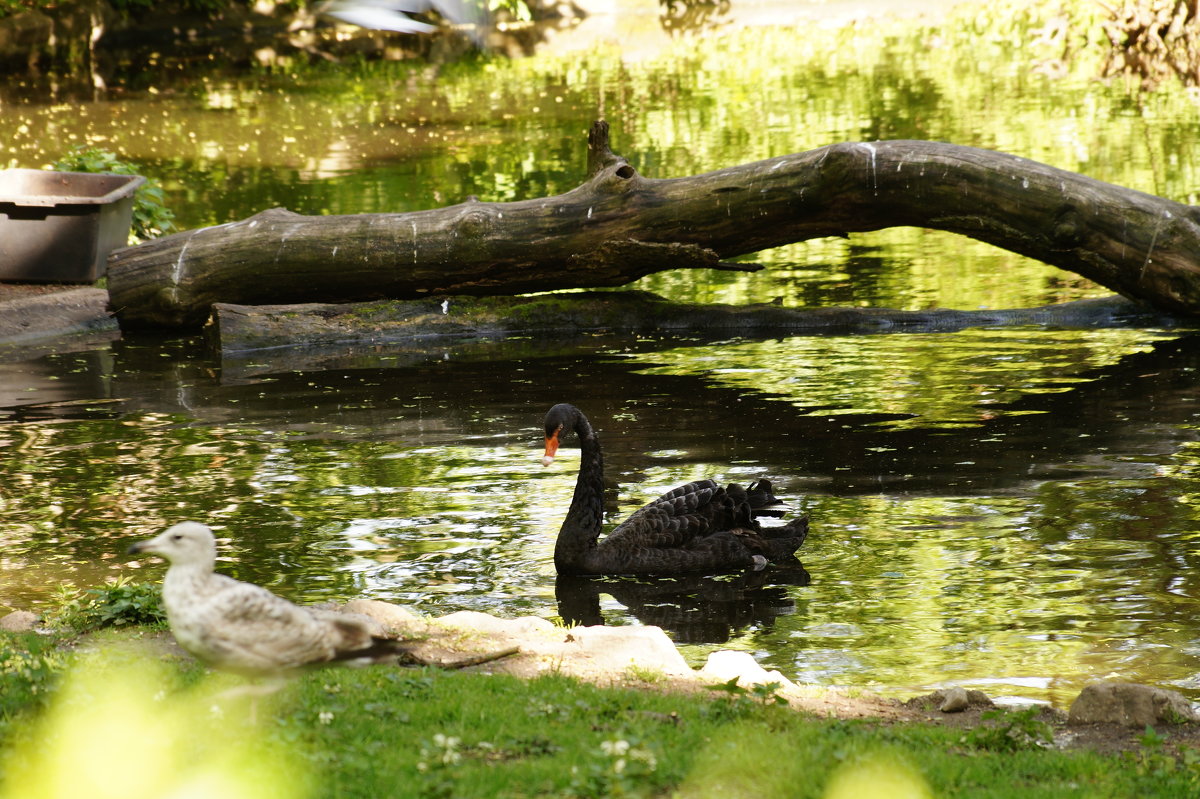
[209,291,1176,354]
[108,121,1200,329]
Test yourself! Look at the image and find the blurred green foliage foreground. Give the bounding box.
[0,582,1198,798]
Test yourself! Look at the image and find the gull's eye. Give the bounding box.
[171,534,183,541]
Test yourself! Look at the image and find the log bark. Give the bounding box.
[108,121,1200,329]
[210,292,1174,355]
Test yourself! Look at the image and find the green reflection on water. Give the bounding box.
[724,479,1200,705]
[3,2,1200,705]
[3,340,1200,705]
[4,3,1200,312]
[624,327,1177,428]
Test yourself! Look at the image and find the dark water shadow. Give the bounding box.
[200,328,1200,495]
[555,559,810,644]
[6,328,1200,500]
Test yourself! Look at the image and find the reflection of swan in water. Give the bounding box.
[542,403,809,576]
[555,562,811,644]
[318,0,486,37]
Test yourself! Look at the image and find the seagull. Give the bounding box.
[127,522,409,676]
[318,0,485,36]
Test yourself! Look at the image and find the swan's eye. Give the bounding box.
[171,534,183,541]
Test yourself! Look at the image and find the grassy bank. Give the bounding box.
[1,628,1199,798]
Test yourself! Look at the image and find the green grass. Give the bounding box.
[1,629,1199,798]
[0,632,68,724]
[277,668,1200,798]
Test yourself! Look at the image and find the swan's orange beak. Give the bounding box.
[542,428,560,467]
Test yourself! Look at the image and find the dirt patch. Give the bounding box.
[0,283,116,345]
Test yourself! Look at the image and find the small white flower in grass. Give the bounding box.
[601,739,630,757]
[318,711,334,725]
[208,704,224,719]
[433,733,461,749]
[428,733,461,765]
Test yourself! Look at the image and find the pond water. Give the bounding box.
[3,1,1200,706]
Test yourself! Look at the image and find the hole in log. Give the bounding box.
[615,165,636,179]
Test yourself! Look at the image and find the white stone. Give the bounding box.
[698,650,796,690]
[939,687,970,713]
[341,599,426,635]
[437,611,556,636]
[564,625,691,674]
[0,610,39,633]
[1068,681,1200,727]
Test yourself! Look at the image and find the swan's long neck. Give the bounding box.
[554,411,605,572]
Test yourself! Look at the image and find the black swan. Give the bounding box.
[541,403,809,576]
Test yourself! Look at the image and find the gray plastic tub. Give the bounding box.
[0,169,145,283]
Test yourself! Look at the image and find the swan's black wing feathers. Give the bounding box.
[604,480,743,548]
[582,479,808,574]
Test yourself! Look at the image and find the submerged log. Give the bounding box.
[109,121,1200,329]
[210,291,1176,354]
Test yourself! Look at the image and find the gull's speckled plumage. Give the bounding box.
[129,522,404,675]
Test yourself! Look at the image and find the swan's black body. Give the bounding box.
[542,403,808,576]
